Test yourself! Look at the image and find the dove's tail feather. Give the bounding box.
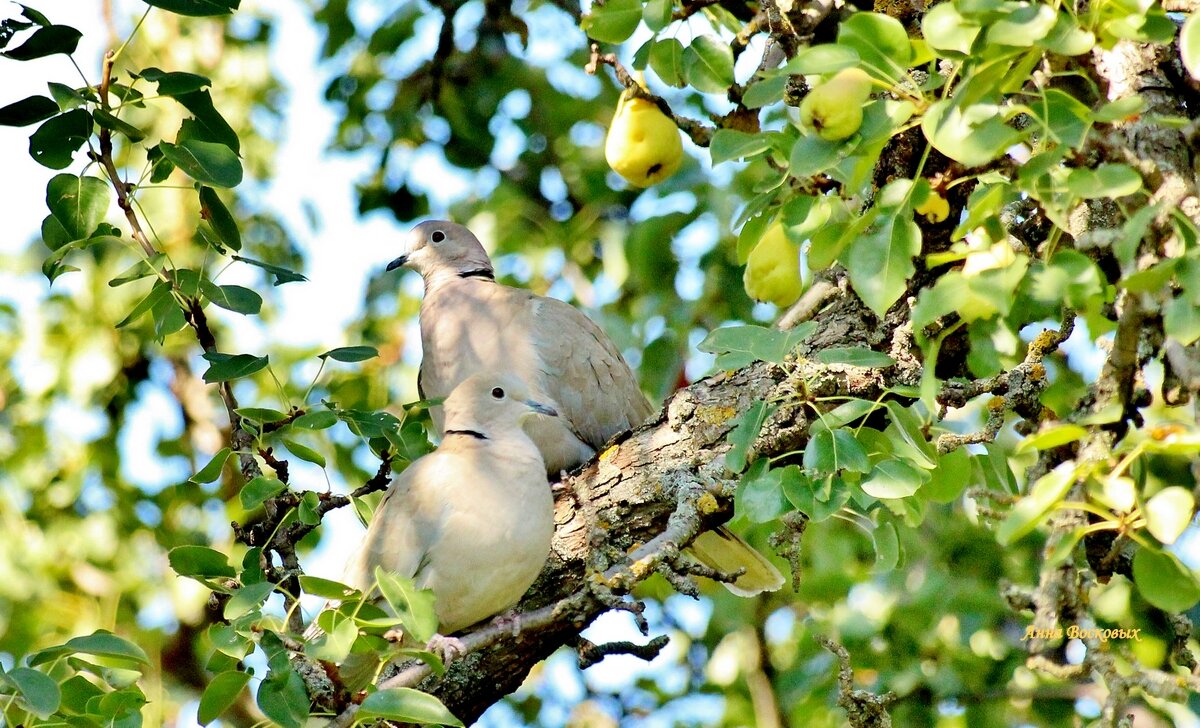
[687,527,785,597]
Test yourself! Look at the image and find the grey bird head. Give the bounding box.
[442,373,558,439]
[387,220,495,280]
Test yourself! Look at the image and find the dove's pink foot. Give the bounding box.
[426,633,466,663]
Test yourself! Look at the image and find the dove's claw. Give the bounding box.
[425,633,466,663]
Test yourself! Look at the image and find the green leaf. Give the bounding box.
[987,3,1057,46]
[108,253,165,287]
[201,351,268,383]
[922,3,980,56]
[782,44,860,75]
[169,545,236,578]
[815,347,896,368]
[376,568,439,644]
[46,173,110,242]
[235,407,289,424]
[648,38,686,88]
[224,581,274,620]
[93,108,146,142]
[4,667,60,718]
[1040,88,1091,149]
[582,0,641,43]
[0,94,58,126]
[736,459,788,523]
[725,400,776,473]
[320,345,379,362]
[199,279,262,315]
[742,74,789,108]
[924,447,971,503]
[37,631,151,666]
[198,186,242,250]
[1144,487,1195,545]
[190,447,231,483]
[2,23,81,60]
[116,280,171,328]
[789,132,845,178]
[293,410,338,430]
[1066,164,1142,199]
[47,82,90,110]
[232,254,308,285]
[384,420,434,461]
[358,688,464,726]
[803,428,870,474]
[299,575,358,599]
[1133,548,1200,612]
[256,670,309,728]
[305,615,358,662]
[883,402,937,469]
[922,99,1021,168]
[871,522,900,573]
[283,438,326,467]
[698,323,815,369]
[1015,424,1087,453]
[175,89,240,153]
[643,0,672,30]
[239,476,285,510]
[197,671,251,725]
[845,216,920,317]
[136,66,212,95]
[862,460,925,498]
[1164,296,1200,345]
[1093,95,1146,123]
[837,13,911,80]
[684,34,735,94]
[141,0,240,17]
[1182,12,1200,81]
[810,399,877,432]
[996,462,1076,545]
[60,673,103,714]
[29,109,92,169]
[160,139,243,188]
[710,129,772,165]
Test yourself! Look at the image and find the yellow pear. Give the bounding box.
[915,192,950,222]
[605,88,684,187]
[799,68,874,142]
[743,223,802,307]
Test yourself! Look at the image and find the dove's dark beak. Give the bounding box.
[386,254,408,272]
[526,400,558,417]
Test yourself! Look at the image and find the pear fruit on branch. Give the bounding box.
[605,80,684,187]
[743,223,802,307]
[799,67,874,142]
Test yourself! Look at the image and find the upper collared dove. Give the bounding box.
[343,373,558,639]
[387,221,784,597]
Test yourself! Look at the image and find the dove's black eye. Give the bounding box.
[491,387,505,399]
[431,230,446,243]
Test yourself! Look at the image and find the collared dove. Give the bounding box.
[387,221,784,597]
[343,373,558,644]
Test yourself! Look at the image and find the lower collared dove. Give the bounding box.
[387,221,784,597]
[343,373,558,646]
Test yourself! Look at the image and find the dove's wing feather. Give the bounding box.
[527,295,655,452]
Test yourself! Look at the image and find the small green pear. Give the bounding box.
[799,68,874,142]
[605,89,684,187]
[743,223,802,307]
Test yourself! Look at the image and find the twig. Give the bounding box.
[585,44,715,147]
[816,635,896,727]
[777,280,837,330]
[575,635,670,669]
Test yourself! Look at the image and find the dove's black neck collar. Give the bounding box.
[445,429,488,440]
[458,268,495,281]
